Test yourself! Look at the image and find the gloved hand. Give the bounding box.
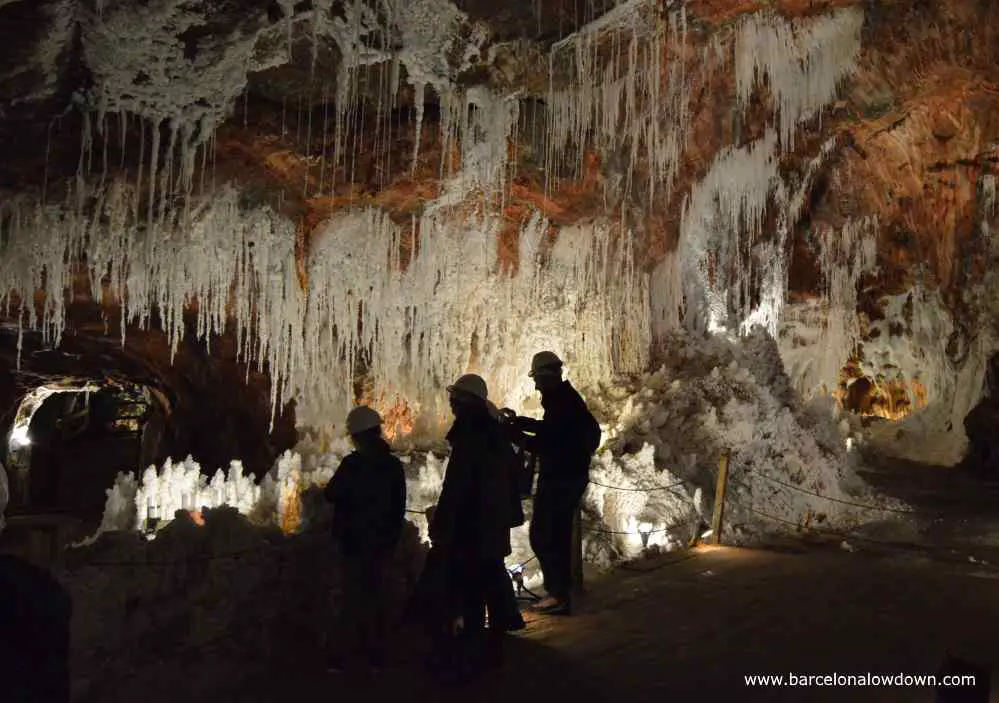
[498,407,517,422]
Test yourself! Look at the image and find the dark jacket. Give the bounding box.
[514,380,598,484]
[324,436,406,557]
[430,406,512,559]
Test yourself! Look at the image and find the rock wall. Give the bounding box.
[60,506,424,699]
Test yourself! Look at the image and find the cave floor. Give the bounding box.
[100,544,999,703]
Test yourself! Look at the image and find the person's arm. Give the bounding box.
[512,415,542,433]
[509,414,544,453]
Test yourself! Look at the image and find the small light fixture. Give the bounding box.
[688,520,713,548]
[638,522,653,549]
[145,501,160,535]
[8,426,30,450]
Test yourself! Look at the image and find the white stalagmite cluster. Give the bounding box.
[735,8,864,149]
[90,456,261,537]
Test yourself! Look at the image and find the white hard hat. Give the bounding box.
[529,350,563,377]
[0,461,8,535]
[447,374,488,402]
[345,406,383,435]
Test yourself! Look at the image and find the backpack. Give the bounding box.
[500,440,527,528]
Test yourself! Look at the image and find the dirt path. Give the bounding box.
[104,545,998,703]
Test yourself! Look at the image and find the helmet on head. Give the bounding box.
[447,373,488,402]
[529,351,563,377]
[345,406,383,435]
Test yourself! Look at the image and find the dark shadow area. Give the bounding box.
[123,624,614,703]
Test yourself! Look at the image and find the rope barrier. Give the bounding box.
[583,515,701,537]
[739,466,926,516]
[587,478,689,493]
[508,554,538,571]
[732,501,999,570]
[585,461,924,519]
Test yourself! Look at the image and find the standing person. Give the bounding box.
[430,374,514,673]
[323,406,406,673]
[504,351,600,615]
[0,460,72,702]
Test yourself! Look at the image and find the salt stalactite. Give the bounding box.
[0,195,80,348]
[297,206,648,431]
[650,251,683,339]
[735,7,864,150]
[741,135,841,337]
[1,182,304,425]
[984,174,998,237]
[79,1,272,196]
[310,0,487,189]
[2,172,647,435]
[779,217,877,398]
[428,87,521,211]
[677,130,780,334]
[544,0,694,204]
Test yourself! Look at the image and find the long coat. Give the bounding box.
[429,407,513,560]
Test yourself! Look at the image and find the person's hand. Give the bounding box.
[499,407,517,422]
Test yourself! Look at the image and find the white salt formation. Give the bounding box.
[1,1,874,437]
[779,217,879,399]
[544,0,695,203]
[89,330,904,576]
[585,330,891,553]
[860,287,993,466]
[735,8,864,149]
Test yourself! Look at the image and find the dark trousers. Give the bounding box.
[450,554,510,671]
[336,550,390,663]
[454,555,509,635]
[529,476,587,602]
[492,561,525,630]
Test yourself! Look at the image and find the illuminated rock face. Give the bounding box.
[0,0,997,466]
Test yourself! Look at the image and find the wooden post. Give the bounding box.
[710,452,730,545]
[570,506,583,596]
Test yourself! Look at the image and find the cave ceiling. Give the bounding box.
[0,0,998,448]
